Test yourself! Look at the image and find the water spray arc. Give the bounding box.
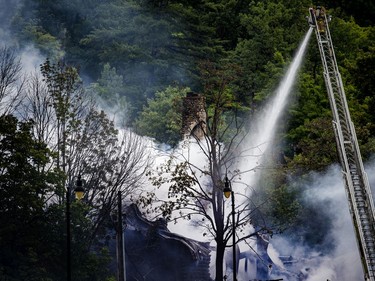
[308,7,375,281]
[232,28,312,280]
[241,28,312,189]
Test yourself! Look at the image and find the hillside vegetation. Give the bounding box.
[10,0,375,164]
[0,0,374,279]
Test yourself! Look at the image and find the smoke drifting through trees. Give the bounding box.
[0,29,153,281]
[2,1,375,280]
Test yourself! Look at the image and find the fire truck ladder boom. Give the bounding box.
[308,7,375,281]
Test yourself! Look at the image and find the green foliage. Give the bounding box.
[77,0,195,114]
[0,114,59,280]
[40,59,83,124]
[285,65,337,172]
[198,59,249,145]
[12,0,375,158]
[169,0,245,52]
[0,113,113,280]
[91,63,126,105]
[323,0,375,26]
[88,63,129,125]
[269,184,300,230]
[138,159,198,220]
[330,19,375,154]
[230,0,310,106]
[288,117,338,173]
[251,166,300,233]
[70,202,114,281]
[286,15,375,168]
[23,25,65,61]
[4,0,375,278]
[40,59,86,176]
[39,57,151,258]
[135,86,190,146]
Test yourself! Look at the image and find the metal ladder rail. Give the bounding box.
[310,10,375,281]
[320,15,375,281]
[321,20,375,280]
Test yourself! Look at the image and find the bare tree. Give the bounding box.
[68,107,153,245]
[21,72,57,153]
[0,46,25,115]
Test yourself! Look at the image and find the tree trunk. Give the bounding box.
[212,169,226,281]
[214,189,226,281]
[215,236,226,281]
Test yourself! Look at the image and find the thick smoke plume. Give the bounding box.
[272,164,368,281]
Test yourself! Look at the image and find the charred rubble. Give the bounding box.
[122,204,212,281]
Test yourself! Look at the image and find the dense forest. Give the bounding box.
[1,0,374,280]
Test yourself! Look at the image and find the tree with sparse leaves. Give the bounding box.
[34,59,153,248]
[0,46,25,115]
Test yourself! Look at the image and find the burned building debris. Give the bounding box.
[123,204,212,281]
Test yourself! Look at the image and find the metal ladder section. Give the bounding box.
[308,7,375,281]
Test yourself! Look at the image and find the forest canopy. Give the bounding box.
[7,0,374,156]
[1,0,374,280]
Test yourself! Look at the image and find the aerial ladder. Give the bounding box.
[308,7,375,281]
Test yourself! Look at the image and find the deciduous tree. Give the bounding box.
[0,114,61,279]
[137,60,296,281]
[0,46,25,115]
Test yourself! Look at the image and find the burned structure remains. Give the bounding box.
[181,92,206,139]
[123,204,211,281]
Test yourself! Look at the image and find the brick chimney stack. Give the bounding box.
[181,92,206,139]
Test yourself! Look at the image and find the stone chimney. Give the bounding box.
[181,92,206,139]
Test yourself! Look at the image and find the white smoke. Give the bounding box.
[5,3,373,280]
[151,139,215,242]
[271,165,364,281]
[19,45,44,74]
[0,0,40,65]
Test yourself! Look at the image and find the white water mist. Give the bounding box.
[238,28,313,190]
[220,28,314,280]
